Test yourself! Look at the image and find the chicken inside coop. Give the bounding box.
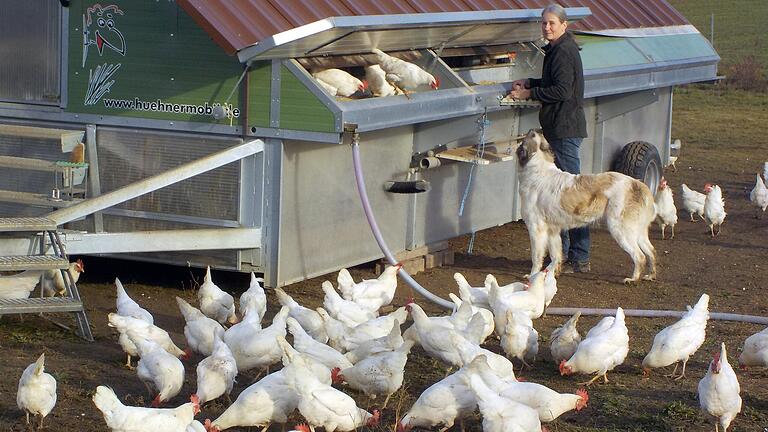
[301,49,444,100]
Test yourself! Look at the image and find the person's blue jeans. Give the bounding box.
[548,137,590,263]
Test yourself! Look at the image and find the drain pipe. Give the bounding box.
[546,307,768,325]
[348,126,454,309]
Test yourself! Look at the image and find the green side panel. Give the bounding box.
[247,61,271,129]
[279,66,337,133]
[577,33,719,71]
[629,33,718,62]
[68,0,243,124]
[577,35,648,70]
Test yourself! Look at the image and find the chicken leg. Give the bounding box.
[579,372,608,386]
[39,414,45,430]
[125,354,134,370]
[664,362,679,379]
[673,360,689,381]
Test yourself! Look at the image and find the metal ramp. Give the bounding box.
[0,217,93,341]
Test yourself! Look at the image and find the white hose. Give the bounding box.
[350,133,454,309]
[546,307,768,325]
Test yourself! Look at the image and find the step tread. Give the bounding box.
[0,255,69,271]
[0,296,83,313]
[0,190,83,209]
[0,217,58,232]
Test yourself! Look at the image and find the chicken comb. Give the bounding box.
[576,388,589,404]
[331,367,343,384]
[295,424,311,432]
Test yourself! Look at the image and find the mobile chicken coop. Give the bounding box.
[0,0,719,293]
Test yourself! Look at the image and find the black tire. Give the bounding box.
[612,141,662,196]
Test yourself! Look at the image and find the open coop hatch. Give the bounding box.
[239,8,590,133]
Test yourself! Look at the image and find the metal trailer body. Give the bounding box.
[0,1,718,288]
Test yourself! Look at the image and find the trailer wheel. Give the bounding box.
[612,141,662,196]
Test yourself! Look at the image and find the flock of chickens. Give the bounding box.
[653,160,768,240]
[311,49,440,99]
[14,253,768,432]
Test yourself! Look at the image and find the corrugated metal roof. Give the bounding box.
[177,0,689,56]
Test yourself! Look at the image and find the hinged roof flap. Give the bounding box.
[237,8,591,63]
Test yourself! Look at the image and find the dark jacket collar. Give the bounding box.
[543,31,574,53]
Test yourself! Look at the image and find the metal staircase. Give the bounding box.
[0,217,93,341]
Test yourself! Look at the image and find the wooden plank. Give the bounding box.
[436,144,517,165]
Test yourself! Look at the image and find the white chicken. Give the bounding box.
[489,271,547,334]
[317,307,400,353]
[224,305,288,373]
[681,183,706,222]
[344,320,404,364]
[484,274,528,297]
[655,177,678,239]
[448,293,495,343]
[312,68,369,99]
[0,270,42,299]
[365,64,399,97]
[406,302,465,367]
[739,326,768,368]
[321,280,377,327]
[239,272,266,323]
[108,313,188,369]
[130,332,185,407]
[764,161,768,184]
[40,259,85,297]
[275,288,327,343]
[500,309,539,368]
[93,386,200,432]
[176,297,226,357]
[560,307,629,386]
[454,333,517,382]
[698,343,742,432]
[195,336,237,404]
[17,353,56,429]
[642,293,709,379]
[337,264,401,312]
[333,339,415,409]
[198,266,237,325]
[397,367,476,432]
[204,370,298,432]
[454,272,491,309]
[464,373,543,432]
[466,355,589,422]
[283,349,381,432]
[115,278,153,324]
[371,48,440,95]
[749,173,768,218]
[703,183,727,237]
[315,78,339,96]
[550,312,582,364]
[542,265,558,311]
[287,317,353,370]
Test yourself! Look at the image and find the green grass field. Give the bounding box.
[668,0,768,68]
[667,0,767,166]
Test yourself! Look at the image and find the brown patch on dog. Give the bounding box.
[560,174,615,217]
[623,180,653,218]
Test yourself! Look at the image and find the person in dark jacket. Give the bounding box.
[509,4,590,273]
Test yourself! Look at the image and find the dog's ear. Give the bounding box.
[538,133,551,152]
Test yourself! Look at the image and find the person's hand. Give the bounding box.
[509,88,531,100]
[511,79,529,90]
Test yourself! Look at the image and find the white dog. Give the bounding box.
[515,130,657,283]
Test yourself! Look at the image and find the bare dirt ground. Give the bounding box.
[2,89,768,431]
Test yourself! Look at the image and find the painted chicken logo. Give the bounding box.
[82,4,126,106]
[82,4,126,66]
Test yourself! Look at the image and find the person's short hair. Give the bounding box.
[542,4,568,22]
